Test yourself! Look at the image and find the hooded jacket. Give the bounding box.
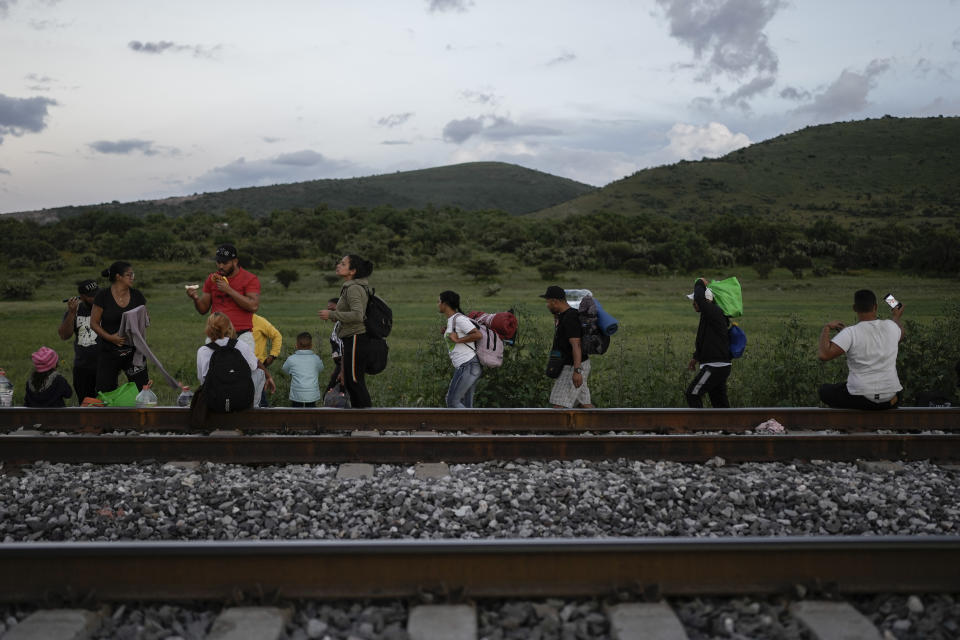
[692,280,731,364]
[330,278,370,338]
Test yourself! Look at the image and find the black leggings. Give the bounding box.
[95,349,149,394]
[72,365,98,404]
[685,365,731,408]
[341,334,372,408]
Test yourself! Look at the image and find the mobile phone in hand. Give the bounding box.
[884,293,902,309]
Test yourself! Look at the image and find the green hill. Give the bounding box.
[13,162,595,222]
[533,116,960,225]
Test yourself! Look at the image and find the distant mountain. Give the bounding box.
[532,116,960,225]
[9,162,596,222]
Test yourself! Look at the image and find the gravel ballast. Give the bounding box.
[1,459,958,541]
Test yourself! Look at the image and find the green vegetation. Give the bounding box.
[0,258,957,410]
[537,116,960,226]
[10,162,595,221]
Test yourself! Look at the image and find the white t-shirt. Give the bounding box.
[831,319,902,401]
[196,337,259,384]
[445,314,479,368]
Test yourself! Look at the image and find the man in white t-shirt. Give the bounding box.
[817,289,904,410]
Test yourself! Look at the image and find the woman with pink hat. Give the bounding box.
[24,346,72,407]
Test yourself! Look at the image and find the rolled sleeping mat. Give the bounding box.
[594,299,619,336]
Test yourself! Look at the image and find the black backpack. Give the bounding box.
[578,295,611,356]
[364,336,389,375]
[363,286,393,339]
[203,338,254,412]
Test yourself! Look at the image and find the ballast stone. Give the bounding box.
[414,462,449,480]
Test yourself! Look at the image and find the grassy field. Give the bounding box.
[1,258,957,408]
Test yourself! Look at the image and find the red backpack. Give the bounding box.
[467,310,518,343]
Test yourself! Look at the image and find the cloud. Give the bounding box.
[720,74,775,110]
[30,17,70,30]
[0,93,58,144]
[0,167,10,175]
[128,40,220,59]
[443,117,486,143]
[460,89,499,106]
[262,136,283,143]
[442,115,561,144]
[377,112,414,128]
[656,0,784,79]
[0,0,15,19]
[381,140,411,145]
[24,73,55,91]
[547,51,577,66]
[663,122,751,161]
[656,0,785,109]
[427,0,472,13]
[780,86,810,101]
[87,139,180,157]
[793,59,890,121]
[187,149,360,193]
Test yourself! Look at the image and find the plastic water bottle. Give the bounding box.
[135,382,158,408]
[0,369,13,407]
[177,386,194,407]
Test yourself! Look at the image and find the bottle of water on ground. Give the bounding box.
[177,386,193,407]
[135,381,158,408]
[0,369,13,407]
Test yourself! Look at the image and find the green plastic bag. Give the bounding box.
[97,381,139,407]
[708,277,743,318]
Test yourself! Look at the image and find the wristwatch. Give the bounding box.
[574,367,583,373]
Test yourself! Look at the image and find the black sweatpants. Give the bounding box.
[686,365,731,408]
[72,365,98,404]
[94,349,149,394]
[819,383,901,410]
[341,334,372,408]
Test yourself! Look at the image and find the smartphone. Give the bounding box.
[884,293,902,309]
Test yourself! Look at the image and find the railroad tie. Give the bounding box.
[407,604,477,640]
[336,463,375,479]
[206,607,291,640]
[607,602,689,640]
[1,609,102,640]
[790,601,882,640]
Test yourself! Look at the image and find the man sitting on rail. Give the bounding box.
[817,289,904,410]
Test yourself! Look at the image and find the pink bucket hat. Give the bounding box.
[31,346,59,373]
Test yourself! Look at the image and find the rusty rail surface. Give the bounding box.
[1,537,958,602]
[2,433,959,464]
[1,406,958,434]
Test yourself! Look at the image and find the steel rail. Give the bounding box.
[2,433,959,464]
[1,406,958,433]
[1,537,958,602]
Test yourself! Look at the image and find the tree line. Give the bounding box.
[1,205,958,299]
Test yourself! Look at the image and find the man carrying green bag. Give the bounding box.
[685,277,740,408]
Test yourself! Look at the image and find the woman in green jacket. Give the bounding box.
[318,254,373,407]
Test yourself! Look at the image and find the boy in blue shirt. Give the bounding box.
[281,332,324,407]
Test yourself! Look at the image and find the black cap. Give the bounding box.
[215,244,238,262]
[539,285,566,300]
[77,279,99,295]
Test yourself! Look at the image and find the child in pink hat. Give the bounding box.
[24,346,73,407]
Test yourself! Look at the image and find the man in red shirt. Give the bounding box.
[186,243,274,401]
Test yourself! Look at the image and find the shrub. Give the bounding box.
[44,258,66,272]
[276,269,300,289]
[80,254,98,267]
[1,279,36,300]
[537,261,565,280]
[7,257,32,270]
[753,262,774,279]
[323,274,340,287]
[462,258,500,281]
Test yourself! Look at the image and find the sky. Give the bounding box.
[1,0,959,214]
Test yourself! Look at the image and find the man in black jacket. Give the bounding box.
[686,278,732,408]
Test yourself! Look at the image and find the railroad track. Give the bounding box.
[2,406,958,434]
[2,433,959,464]
[1,536,958,602]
